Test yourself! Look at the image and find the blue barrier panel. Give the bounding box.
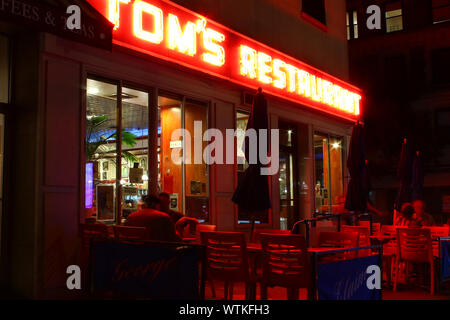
[92,240,201,299]
[317,254,381,300]
[440,237,450,283]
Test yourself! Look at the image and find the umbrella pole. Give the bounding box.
[250,219,255,243]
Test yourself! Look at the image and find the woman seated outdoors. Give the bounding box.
[395,202,420,227]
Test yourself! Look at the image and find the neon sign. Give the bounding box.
[88,0,362,119]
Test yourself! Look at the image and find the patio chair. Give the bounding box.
[317,231,359,262]
[259,234,312,300]
[112,225,148,241]
[252,228,291,243]
[380,225,398,285]
[341,225,371,257]
[359,221,381,235]
[394,227,435,294]
[201,231,252,300]
[424,226,450,257]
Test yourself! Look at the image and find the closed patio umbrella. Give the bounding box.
[345,122,367,213]
[394,139,412,220]
[411,151,424,201]
[232,88,271,238]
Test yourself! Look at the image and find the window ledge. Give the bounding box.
[301,12,328,32]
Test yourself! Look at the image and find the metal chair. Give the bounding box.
[259,234,312,300]
[201,231,251,300]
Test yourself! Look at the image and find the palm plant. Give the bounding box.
[86,114,138,164]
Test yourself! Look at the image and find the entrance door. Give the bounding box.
[279,121,298,230]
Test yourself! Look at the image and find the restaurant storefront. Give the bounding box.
[1,0,362,298]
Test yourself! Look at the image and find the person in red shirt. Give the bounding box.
[125,195,181,242]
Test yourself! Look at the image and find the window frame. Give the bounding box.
[301,0,328,32]
[385,1,404,33]
[431,0,450,24]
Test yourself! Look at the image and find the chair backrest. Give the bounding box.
[396,227,433,263]
[381,225,397,237]
[259,234,311,288]
[359,221,381,235]
[194,224,217,242]
[201,231,248,281]
[341,226,371,257]
[113,225,148,241]
[253,228,291,243]
[424,226,449,257]
[424,226,450,239]
[317,231,359,260]
[80,223,109,241]
[79,223,109,266]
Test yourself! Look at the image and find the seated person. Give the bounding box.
[395,203,419,227]
[158,192,184,223]
[158,192,199,237]
[412,200,434,226]
[125,195,181,242]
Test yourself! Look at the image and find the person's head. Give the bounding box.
[413,200,425,217]
[141,195,160,209]
[401,203,415,220]
[158,192,171,212]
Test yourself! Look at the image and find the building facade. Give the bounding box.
[0,0,361,298]
[346,0,450,221]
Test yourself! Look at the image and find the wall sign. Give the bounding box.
[88,0,362,120]
[0,0,113,50]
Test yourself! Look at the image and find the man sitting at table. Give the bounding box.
[158,192,199,238]
[125,195,181,242]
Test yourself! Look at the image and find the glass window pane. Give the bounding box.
[386,15,403,32]
[184,100,209,222]
[329,137,345,212]
[86,78,118,222]
[121,87,149,219]
[0,36,9,103]
[236,111,249,172]
[158,94,182,212]
[314,133,330,214]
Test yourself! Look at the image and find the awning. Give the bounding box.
[0,0,113,51]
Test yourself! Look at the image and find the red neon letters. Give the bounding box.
[88,0,362,118]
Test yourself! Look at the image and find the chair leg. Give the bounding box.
[224,281,229,300]
[430,262,435,295]
[209,280,216,298]
[229,282,234,300]
[260,283,268,300]
[393,257,399,292]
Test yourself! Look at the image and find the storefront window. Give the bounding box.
[86,79,119,222]
[158,94,209,222]
[314,133,345,215]
[121,86,149,218]
[0,35,9,103]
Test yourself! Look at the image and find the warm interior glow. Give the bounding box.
[133,0,164,44]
